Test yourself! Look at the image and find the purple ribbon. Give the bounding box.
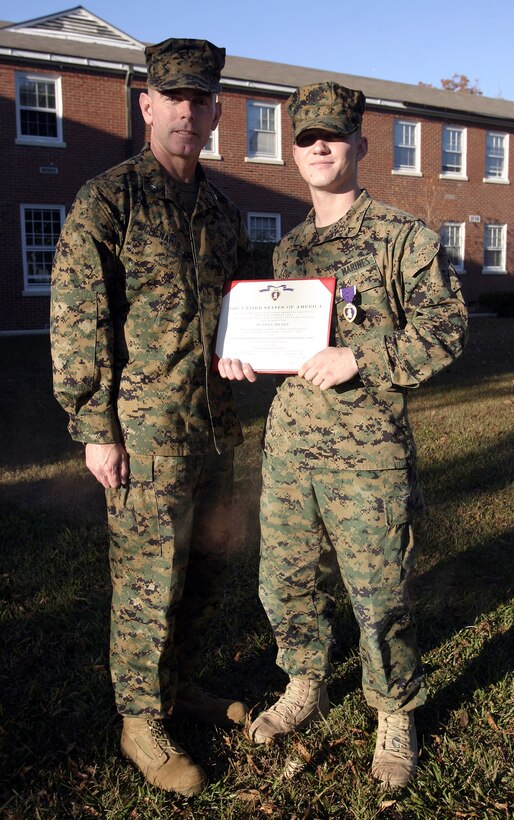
[340,285,356,303]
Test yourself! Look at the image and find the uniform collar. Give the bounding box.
[299,189,372,247]
[139,144,218,211]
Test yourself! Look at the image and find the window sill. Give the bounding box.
[483,177,510,185]
[245,157,284,166]
[16,138,66,148]
[200,152,222,161]
[439,173,468,181]
[23,288,50,296]
[481,269,508,275]
[391,169,423,177]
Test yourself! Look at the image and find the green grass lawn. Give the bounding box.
[0,319,512,819]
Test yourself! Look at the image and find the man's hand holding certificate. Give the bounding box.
[214,278,336,375]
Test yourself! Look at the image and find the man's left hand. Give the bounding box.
[218,358,257,382]
[298,346,358,390]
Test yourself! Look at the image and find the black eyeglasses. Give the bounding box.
[295,131,344,148]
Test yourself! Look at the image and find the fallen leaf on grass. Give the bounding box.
[259,803,278,815]
[329,727,367,747]
[237,789,261,803]
[246,753,264,776]
[458,709,469,728]
[74,805,100,816]
[282,756,307,781]
[379,800,397,811]
[486,713,500,731]
[293,741,312,762]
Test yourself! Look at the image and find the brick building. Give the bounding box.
[1,6,513,333]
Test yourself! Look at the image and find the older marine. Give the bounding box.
[51,37,252,796]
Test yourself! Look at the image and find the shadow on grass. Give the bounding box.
[0,508,113,798]
[417,624,514,750]
[414,529,514,638]
[0,503,264,802]
[418,427,514,501]
[0,321,512,811]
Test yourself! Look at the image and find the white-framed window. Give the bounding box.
[393,120,421,175]
[15,73,64,146]
[201,127,220,159]
[247,212,281,242]
[484,132,509,182]
[20,205,65,293]
[441,222,465,272]
[246,101,282,163]
[483,224,507,273]
[441,126,467,178]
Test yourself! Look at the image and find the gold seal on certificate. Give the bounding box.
[214,278,336,374]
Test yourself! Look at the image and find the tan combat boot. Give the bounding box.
[250,677,330,744]
[174,682,248,729]
[120,716,207,796]
[372,710,418,788]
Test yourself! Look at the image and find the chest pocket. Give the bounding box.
[334,255,397,340]
[207,225,239,282]
[124,232,187,292]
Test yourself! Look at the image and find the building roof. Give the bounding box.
[1,6,514,125]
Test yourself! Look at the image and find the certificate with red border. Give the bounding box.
[213,278,336,374]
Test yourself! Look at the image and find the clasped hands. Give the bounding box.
[218,346,358,391]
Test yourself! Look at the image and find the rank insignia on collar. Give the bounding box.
[340,286,357,323]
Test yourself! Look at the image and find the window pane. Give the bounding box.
[484,247,501,267]
[27,250,55,285]
[441,223,463,267]
[249,215,278,242]
[484,225,504,268]
[23,207,63,288]
[249,130,275,156]
[20,109,58,137]
[394,145,415,169]
[18,77,58,139]
[394,121,417,169]
[442,127,463,174]
[486,133,505,178]
[248,103,277,158]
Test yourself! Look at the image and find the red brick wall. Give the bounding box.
[0,60,148,332]
[358,111,514,306]
[1,64,512,332]
[204,89,311,232]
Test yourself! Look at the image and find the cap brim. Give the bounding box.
[294,119,358,139]
[149,78,220,93]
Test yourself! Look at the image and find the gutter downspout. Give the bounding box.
[124,66,133,158]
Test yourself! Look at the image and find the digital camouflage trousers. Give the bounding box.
[259,451,426,712]
[106,448,234,716]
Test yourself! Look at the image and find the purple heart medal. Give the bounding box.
[340,285,357,323]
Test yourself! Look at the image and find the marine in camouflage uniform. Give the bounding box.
[51,38,252,795]
[219,81,468,788]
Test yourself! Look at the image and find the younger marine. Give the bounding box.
[219,81,468,788]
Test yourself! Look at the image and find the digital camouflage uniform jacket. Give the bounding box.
[51,145,252,456]
[266,189,468,469]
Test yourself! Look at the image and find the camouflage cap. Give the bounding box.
[288,81,366,140]
[144,38,225,93]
